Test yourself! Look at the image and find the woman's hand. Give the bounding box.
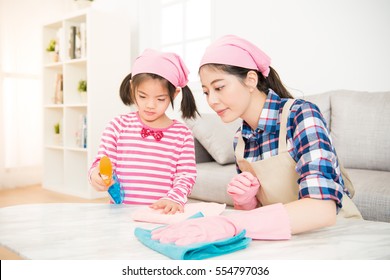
[151,216,237,245]
[150,199,184,214]
[89,168,113,192]
[227,172,260,210]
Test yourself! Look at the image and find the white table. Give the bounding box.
[1,203,389,260]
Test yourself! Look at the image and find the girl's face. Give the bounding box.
[134,77,172,126]
[200,66,252,123]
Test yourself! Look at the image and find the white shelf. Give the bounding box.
[42,8,132,199]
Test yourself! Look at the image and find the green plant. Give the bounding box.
[54,122,60,134]
[46,39,56,52]
[78,80,87,92]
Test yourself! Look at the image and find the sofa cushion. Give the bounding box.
[330,90,390,171]
[301,92,331,129]
[185,114,241,165]
[348,168,390,222]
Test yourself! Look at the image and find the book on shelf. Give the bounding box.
[69,25,76,59]
[80,22,87,58]
[69,25,85,60]
[54,73,63,104]
[56,27,66,62]
[75,114,87,148]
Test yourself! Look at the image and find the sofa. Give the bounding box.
[185,90,390,223]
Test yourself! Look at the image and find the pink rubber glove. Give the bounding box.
[151,216,237,246]
[151,203,291,246]
[227,172,260,210]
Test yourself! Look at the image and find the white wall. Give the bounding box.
[0,0,74,188]
[212,0,390,96]
[0,0,138,188]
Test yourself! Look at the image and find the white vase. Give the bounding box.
[74,0,92,9]
[49,52,59,63]
[79,91,87,103]
[53,134,62,146]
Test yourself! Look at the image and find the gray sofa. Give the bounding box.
[185,90,390,223]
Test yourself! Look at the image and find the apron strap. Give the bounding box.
[278,99,295,153]
[235,98,296,159]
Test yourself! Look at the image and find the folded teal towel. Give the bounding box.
[134,213,251,260]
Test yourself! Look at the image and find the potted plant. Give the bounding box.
[54,122,60,134]
[74,0,94,9]
[46,39,59,62]
[78,79,87,102]
[53,122,62,145]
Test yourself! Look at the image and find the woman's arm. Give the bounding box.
[284,198,336,234]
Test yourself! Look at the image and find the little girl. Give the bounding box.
[89,49,199,214]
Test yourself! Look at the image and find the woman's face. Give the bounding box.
[200,66,252,123]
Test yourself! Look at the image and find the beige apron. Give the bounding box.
[235,99,362,219]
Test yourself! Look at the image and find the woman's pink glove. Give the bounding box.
[227,172,260,210]
[151,216,237,246]
[151,203,291,246]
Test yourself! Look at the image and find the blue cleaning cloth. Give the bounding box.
[134,212,251,260]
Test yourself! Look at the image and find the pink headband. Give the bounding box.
[132,49,189,88]
[200,35,271,77]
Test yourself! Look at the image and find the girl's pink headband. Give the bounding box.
[200,35,271,77]
[132,49,189,88]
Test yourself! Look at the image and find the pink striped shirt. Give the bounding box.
[89,112,197,206]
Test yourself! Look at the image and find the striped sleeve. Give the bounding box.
[164,127,197,206]
[87,116,122,183]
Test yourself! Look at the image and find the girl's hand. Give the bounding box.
[150,199,184,214]
[89,168,113,192]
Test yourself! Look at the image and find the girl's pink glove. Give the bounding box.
[227,172,260,210]
[151,203,291,246]
[151,216,238,246]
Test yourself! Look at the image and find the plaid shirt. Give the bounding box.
[234,90,346,210]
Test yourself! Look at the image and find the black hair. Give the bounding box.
[119,72,199,119]
[199,64,294,99]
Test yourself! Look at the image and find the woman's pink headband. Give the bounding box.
[132,49,189,88]
[200,35,271,77]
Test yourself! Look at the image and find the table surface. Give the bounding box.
[1,203,389,260]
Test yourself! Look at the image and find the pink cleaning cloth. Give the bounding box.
[132,48,189,88]
[199,34,271,77]
[132,202,226,225]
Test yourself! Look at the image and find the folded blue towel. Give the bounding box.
[134,212,251,260]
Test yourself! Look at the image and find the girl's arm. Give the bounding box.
[165,131,197,206]
[88,117,120,187]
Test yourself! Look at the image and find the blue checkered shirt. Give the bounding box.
[234,90,346,210]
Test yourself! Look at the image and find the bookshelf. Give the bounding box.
[42,8,131,198]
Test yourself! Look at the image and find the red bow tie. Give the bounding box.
[140,127,164,141]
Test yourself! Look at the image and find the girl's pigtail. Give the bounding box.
[180,86,200,119]
[119,73,134,105]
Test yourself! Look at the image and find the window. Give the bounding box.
[160,0,211,83]
[0,0,45,187]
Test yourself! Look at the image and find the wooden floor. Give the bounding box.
[0,184,107,260]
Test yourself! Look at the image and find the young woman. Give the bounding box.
[151,35,362,245]
[89,49,199,214]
